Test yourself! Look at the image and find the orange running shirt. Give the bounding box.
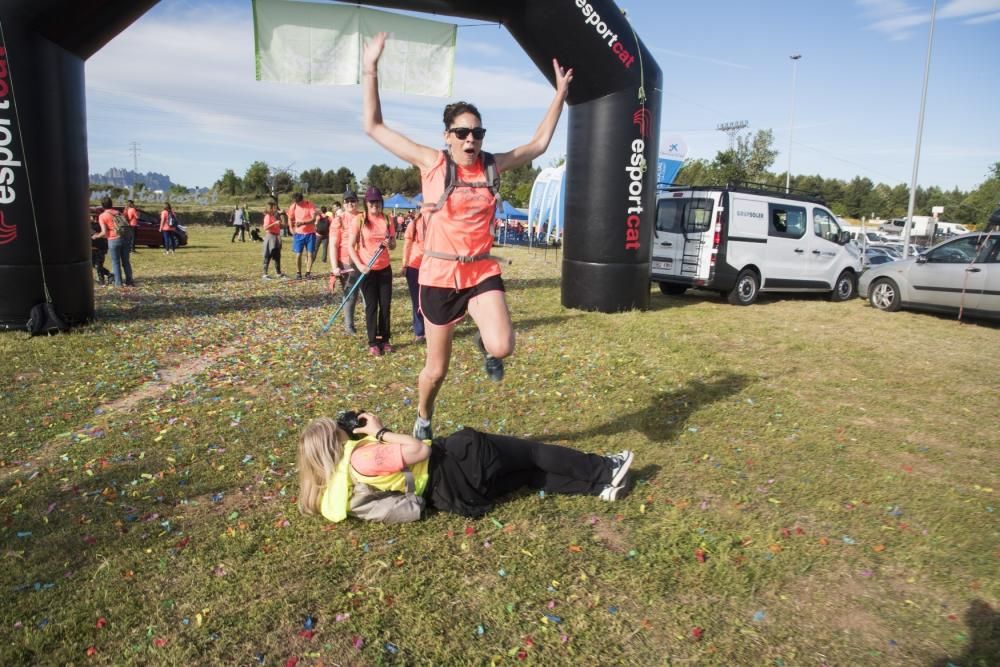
[419,151,500,289]
[262,213,280,235]
[287,200,317,235]
[159,210,173,232]
[355,212,392,271]
[404,216,424,269]
[99,209,119,241]
[339,212,359,265]
[125,206,138,227]
[350,443,405,476]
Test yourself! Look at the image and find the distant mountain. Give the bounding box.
[89,167,173,192]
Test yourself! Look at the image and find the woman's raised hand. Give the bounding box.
[552,59,574,98]
[363,32,389,73]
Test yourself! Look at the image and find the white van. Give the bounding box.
[651,185,863,305]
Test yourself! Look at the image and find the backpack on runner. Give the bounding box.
[111,212,132,239]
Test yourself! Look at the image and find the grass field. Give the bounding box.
[1,226,997,666]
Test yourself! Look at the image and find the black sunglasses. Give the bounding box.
[448,126,486,141]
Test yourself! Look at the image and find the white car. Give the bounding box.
[858,232,1000,320]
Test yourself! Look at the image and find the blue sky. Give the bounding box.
[85,0,1000,192]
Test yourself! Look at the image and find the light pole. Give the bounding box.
[785,54,801,193]
[902,0,938,255]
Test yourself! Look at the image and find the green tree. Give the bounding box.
[272,171,294,194]
[244,161,270,196]
[958,162,1000,229]
[169,184,189,196]
[214,169,242,196]
[673,158,712,186]
[299,167,324,193]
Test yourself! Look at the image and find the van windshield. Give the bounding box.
[656,198,714,234]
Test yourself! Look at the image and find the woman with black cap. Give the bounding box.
[361,31,573,438]
[349,185,396,355]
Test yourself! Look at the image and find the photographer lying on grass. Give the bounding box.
[297,411,633,523]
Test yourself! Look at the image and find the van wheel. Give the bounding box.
[658,283,688,296]
[869,278,901,312]
[829,271,857,302]
[727,269,759,306]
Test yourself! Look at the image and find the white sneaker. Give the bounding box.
[607,450,634,488]
[262,274,272,280]
[599,485,622,502]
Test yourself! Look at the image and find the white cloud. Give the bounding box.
[856,0,1000,38]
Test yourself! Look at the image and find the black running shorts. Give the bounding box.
[419,275,505,326]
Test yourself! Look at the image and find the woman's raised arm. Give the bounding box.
[362,32,440,171]
[494,59,574,173]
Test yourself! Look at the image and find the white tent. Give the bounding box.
[528,164,566,242]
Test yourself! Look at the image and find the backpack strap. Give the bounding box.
[422,249,511,265]
[427,150,499,213]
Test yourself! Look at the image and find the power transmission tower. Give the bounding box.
[128,141,141,199]
[716,120,749,151]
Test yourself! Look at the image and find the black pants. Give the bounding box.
[427,428,612,516]
[263,236,281,274]
[232,225,247,242]
[359,266,392,347]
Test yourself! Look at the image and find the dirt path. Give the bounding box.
[0,346,238,483]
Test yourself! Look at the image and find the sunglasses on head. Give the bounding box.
[448,126,486,141]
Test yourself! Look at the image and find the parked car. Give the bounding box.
[866,244,902,259]
[862,250,896,271]
[858,232,1000,320]
[88,206,188,248]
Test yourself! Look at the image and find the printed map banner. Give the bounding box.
[253,0,456,96]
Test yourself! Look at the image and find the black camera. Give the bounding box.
[335,410,367,439]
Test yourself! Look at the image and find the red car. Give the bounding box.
[89,206,188,248]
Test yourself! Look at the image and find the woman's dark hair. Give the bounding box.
[100,196,113,209]
[293,192,304,203]
[443,101,481,129]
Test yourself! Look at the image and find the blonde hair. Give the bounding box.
[297,417,344,515]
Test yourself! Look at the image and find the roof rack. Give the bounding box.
[663,180,827,206]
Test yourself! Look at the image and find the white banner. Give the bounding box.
[253,0,457,97]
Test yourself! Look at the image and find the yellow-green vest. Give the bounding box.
[320,436,431,523]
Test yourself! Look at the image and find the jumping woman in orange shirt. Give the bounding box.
[361,31,573,440]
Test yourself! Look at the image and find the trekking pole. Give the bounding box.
[320,244,386,334]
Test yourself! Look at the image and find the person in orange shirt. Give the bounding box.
[159,202,179,254]
[92,196,134,287]
[287,192,319,279]
[261,200,285,279]
[348,186,396,356]
[361,31,573,439]
[331,190,363,335]
[401,209,425,342]
[125,199,139,253]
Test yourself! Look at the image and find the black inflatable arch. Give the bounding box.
[0,0,661,328]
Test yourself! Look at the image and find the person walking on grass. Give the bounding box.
[315,205,333,265]
[94,196,134,287]
[297,410,635,524]
[261,201,285,279]
[160,202,179,254]
[287,192,318,280]
[124,199,139,253]
[231,203,249,242]
[401,209,426,343]
[330,189,363,335]
[361,31,573,439]
[348,186,395,356]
